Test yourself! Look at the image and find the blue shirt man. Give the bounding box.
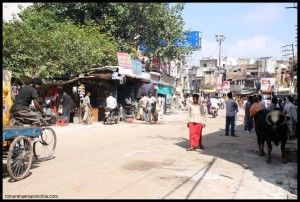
[225,92,238,136]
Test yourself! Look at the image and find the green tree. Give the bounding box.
[3,6,118,79]
[34,3,192,62]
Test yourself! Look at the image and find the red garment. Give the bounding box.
[188,123,203,147]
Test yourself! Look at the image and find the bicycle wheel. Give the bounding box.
[7,136,33,181]
[33,127,56,161]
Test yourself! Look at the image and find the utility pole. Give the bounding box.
[295,25,297,46]
[215,34,226,70]
[281,44,294,59]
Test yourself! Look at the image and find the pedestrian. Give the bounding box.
[233,97,239,131]
[268,96,279,111]
[82,91,92,124]
[258,95,266,109]
[186,94,206,151]
[61,91,74,122]
[244,95,253,133]
[138,93,148,121]
[277,98,284,111]
[283,96,298,139]
[225,92,238,137]
[147,92,157,124]
[250,96,263,118]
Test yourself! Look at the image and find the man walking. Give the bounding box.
[225,92,238,137]
[244,95,253,133]
[61,91,74,122]
[138,93,148,121]
[82,91,92,124]
[283,96,298,139]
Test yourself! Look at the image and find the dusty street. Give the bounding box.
[3,109,297,199]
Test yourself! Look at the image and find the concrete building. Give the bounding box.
[256,57,276,74]
[237,58,251,66]
[200,58,218,68]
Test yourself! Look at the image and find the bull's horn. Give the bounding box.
[280,113,288,125]
[266,113,272,125]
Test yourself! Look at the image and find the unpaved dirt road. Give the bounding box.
[3,109,297,199]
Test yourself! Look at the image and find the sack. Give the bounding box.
[58,105,63,114]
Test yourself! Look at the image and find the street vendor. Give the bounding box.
[10,78,45,125]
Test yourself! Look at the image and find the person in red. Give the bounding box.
[186,94,207,151]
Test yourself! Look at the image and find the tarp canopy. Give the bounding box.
[137,83,155,98]
[157,85,174,95]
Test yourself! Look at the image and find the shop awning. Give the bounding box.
[157,85,174,95]
[137,83,155,98]
[202,89,216,93]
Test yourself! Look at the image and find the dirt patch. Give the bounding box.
[123,160,174,171]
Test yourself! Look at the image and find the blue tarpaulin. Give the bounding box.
[157,85,174,95]
[137,83,154,98]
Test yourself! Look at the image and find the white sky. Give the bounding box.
[3,3,33,21]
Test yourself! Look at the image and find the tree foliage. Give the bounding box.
[3,6,118,79]
[34,3,191,60]
[3,3,192,79]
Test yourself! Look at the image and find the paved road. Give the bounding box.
[3,109,297,199]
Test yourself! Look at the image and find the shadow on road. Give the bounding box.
[172,123,297,196]
[2,158,42,183]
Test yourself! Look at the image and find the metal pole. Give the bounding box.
[219,40,221,69]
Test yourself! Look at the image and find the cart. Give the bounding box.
[3,126,56,181]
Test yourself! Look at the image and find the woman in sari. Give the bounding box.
[186,94,207,151]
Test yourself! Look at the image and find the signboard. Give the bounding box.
[174,31,201,50]
[216,75,223,90]
[139,44,150,53]
[139,31,201,52]
[222,81,230,93]
[160,75,176,87]
[151,56,160,71]
[131,59,142,75]
[117,52,132,69]
[261,78,275,93]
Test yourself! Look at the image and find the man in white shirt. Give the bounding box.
[137,93,148,120]
[106,93,117,110]
[147,92,157,123]
[210,96,219,110]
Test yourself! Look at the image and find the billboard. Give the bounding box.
[174,31,201,50]
[117,52,132,69]
[222,81,230,93]
[139,31,201,52]
[260,78,275,93]
[131,59,143,75]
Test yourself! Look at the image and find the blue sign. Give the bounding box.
[160,39,168,47]
[131,59,143,75]
[138,31,201,52]
[139,43,150,53]
[139,40,167,53]
[174,31,201,50]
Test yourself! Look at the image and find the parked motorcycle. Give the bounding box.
[123,104,135,123]
[103,106,120,125]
